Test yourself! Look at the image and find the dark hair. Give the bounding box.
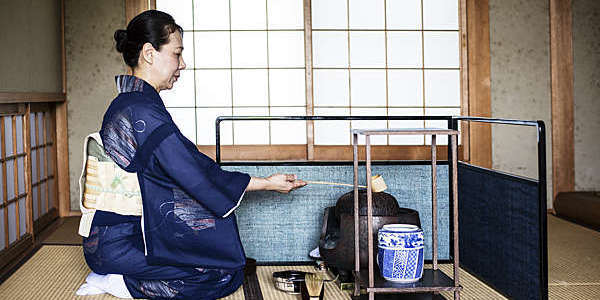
[114,10,183,68]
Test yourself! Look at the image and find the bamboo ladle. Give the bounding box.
[306,174,388,193]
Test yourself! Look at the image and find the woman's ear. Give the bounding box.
[140,42,156,65]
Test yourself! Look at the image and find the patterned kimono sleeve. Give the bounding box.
[151,131,251,218]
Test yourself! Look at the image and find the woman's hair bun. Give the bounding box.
[114,29,129,53]
[114,10,183,68]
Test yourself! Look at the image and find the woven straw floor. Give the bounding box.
[42,217,82,245]
[0,245,503,300]
[547,215,600,299]
[0,214,597,299]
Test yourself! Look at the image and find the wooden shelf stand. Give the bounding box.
[352,128,461,300]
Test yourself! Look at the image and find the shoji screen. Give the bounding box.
[157,0,307,146]
[0,112,28,252]
[311,0,461,146]
[30,105,57,234]
[0,103,57,270]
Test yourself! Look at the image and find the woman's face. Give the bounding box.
[153,31,186,91]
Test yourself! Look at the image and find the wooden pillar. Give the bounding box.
[24,105,33,237]
[126,0,153,23]
[57,0,71,216]
[303,0,315,161]
[125,0,154,75]
[466,0,492,168]
[550,0,575,200]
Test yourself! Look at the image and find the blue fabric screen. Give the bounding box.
[223,164,450,263]
[458,162,544,300]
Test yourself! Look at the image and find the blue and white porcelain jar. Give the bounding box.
[377,224,424,283]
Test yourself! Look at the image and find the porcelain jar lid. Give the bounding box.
[380,224,421,233]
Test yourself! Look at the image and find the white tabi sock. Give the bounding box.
[78,272,133,298]
[75,283,105,296]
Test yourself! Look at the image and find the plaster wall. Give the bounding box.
[573,0,600,191]
[65,0,126,209]
[489,0,553,206]
[0,0,62,92]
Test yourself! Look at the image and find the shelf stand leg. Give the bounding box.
[352,133,360,296]
[452,134,460,299]
[431,135,438,270]
[366,135,374,290]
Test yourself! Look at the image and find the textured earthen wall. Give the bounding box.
[0,0,62,92]
[489,0,552,206]
[65,0,126,209]
[573,0,600,191]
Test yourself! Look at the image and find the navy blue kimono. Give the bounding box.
[83,75,250,299]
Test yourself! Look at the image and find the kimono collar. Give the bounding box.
[115,75,161,99]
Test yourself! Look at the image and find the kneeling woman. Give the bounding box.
[77,10,306,299]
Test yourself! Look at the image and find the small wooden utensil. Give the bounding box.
[306,174,387,192]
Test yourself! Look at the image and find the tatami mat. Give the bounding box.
[2,214,598,299]
[0,245,506,300]
[548,215,600,284]
[0,245,112,299]
[0,245,246,300]
[257,265,508,299]
[42,216,82,245]
[548,285,600,299]
[257,265,351,300]
[437,265,506,300]
[547,214,600,299]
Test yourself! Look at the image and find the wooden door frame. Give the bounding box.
[549,0,575,202]
[57,0,71,216]
[465,0,492,168]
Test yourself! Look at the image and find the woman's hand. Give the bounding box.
[246,174,306,193]
[265,174,307,193]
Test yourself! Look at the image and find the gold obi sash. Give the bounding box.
[78,133,142,237]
